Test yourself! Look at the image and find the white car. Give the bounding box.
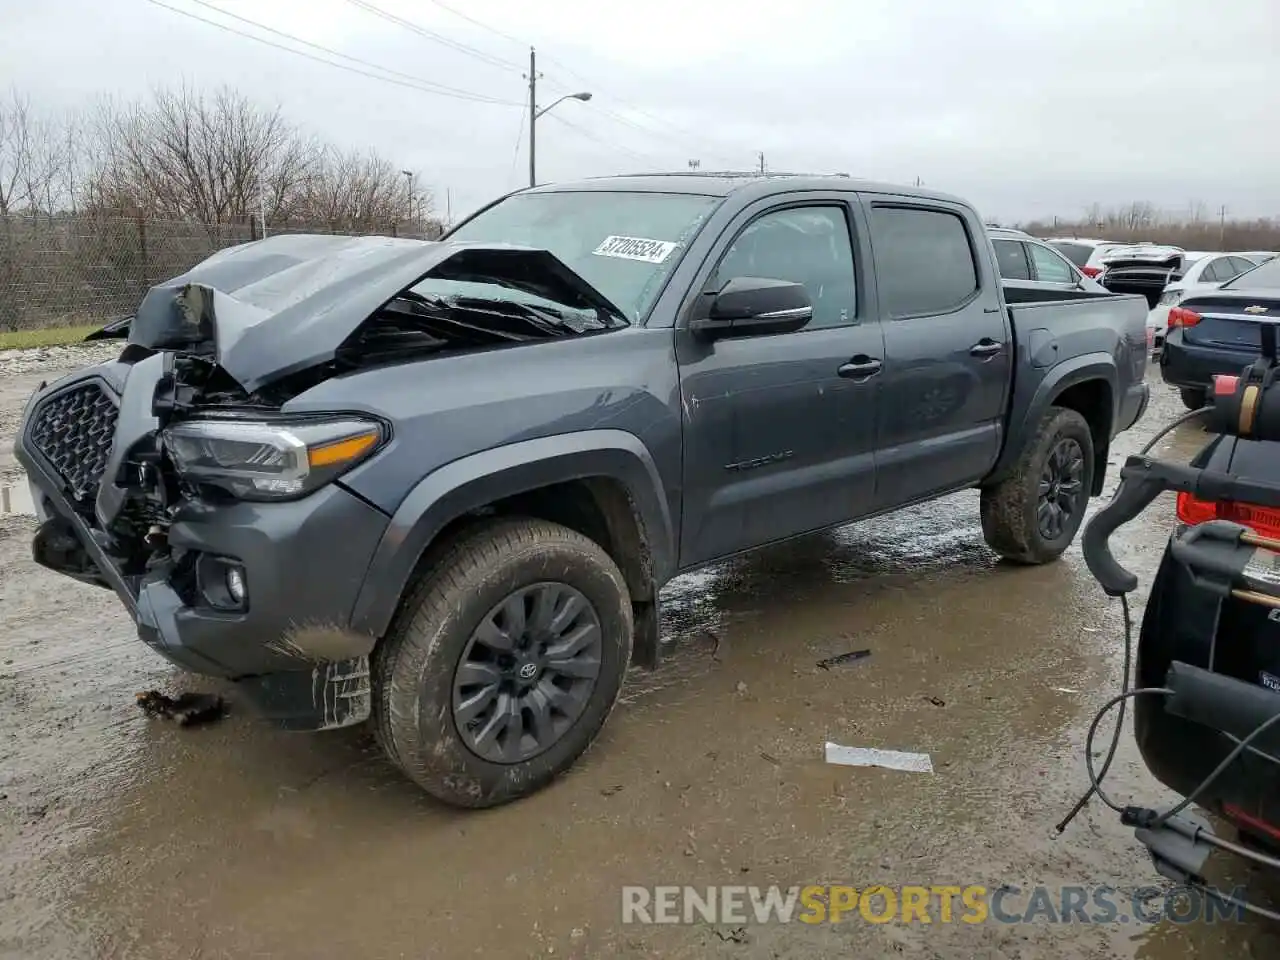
[1043,238,1129,280]
[1146,251,1267,351]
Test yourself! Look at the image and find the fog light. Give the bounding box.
[226,565,246,604]
[196,554,248,610]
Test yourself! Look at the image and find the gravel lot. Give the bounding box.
[2,348,1278,959]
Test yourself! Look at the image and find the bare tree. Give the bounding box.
[85,85,310,235]
[0,89,62,215]
[296,145,432,232]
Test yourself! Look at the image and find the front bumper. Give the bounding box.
[1159,332,1255,391]
[15,366,392,730]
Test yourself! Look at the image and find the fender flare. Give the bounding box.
[348,429,676,638]
[987,352,1118,485]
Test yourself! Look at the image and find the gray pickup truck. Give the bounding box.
[15,173,1150,807]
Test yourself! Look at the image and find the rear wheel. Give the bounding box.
[980,406,1095,564]
[372,517,633,808]
[1180,387,1207,411]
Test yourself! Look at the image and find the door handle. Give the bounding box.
[969,339,1003,358]
[837,356,883,379]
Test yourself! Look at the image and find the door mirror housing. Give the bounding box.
[690,277,813,340]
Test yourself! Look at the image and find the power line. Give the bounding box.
[545,113,664,167]
[342,0,525,74]
[539,75,741,167]
[419,0,750,165]
[509,90,528,187]
[144,0,521,106]
[417,0,528,49]
[537,55,751,163]
[179,0,518,104]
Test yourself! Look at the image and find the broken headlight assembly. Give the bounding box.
[162,416,386,501]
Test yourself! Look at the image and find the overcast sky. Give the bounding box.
[4,0,1277,224]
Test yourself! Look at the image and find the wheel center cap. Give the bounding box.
[516,661,541,682]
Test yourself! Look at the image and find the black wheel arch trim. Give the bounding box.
[985,352,1119,491]
[348,429,676,639]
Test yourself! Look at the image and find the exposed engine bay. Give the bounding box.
[25,236,629,593]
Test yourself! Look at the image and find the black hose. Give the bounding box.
[1055,593,1135,831]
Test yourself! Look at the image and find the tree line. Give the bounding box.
[1017,201,1280,252]
[0,84,440,236]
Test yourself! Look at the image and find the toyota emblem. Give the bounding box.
[518,662,539,680]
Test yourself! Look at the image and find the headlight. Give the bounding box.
[1158,290,1183,306]
[163,416,385,500]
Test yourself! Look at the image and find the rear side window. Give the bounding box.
[992,239,1031,280]
[1199,259,1224,282]
[870,207,978,317]
[1048,242,1092,268]
[1226,257,1255,277]
[1028,243,1076,284]
[1225,256,1280,290]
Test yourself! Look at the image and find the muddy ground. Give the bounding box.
[2,349,1278,959]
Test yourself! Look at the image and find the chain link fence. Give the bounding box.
[0,215,445,332]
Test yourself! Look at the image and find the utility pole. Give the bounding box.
[757,152,766,175]
[1219,204,1228,250]
[528,47,539,187]
[525,50,591,188]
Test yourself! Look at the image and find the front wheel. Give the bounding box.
[1180,388,1207,411]
[980,406,1095,565]
[372,517,633,808]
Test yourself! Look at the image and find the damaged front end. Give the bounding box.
[16,234,627,729]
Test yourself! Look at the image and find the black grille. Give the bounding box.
[29,382,119,503]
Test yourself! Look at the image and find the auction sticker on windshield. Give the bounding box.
[593,235,679,264]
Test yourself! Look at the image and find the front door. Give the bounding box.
[675,196,884,567]
[863,198,1012,509]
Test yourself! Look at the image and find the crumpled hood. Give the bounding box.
[125,234,623,393]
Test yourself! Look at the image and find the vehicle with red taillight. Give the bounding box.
[989,228,1108,295]
[1145,251,1267,355]
[1159,255,1280,409]
[1043,237,1127,282]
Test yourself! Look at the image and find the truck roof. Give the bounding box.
[525,171,969,207]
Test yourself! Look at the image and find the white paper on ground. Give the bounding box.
[823,742,934,773]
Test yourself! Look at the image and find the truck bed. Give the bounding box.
[1001,286,1151,476]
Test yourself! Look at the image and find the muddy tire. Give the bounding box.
[372,517,633,808]
[1180,388,1207,411]
[980,406,1095,565]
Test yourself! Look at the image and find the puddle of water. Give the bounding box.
[1,480,35,516]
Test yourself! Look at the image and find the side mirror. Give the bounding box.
[689,277,813,340]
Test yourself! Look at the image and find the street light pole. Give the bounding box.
[528,47,537,188]
[526,47,592,188]
[401,169,414,232]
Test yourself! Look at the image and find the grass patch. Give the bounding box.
[0,325,102,351]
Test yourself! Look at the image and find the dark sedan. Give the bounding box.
[1160,256,1280,409]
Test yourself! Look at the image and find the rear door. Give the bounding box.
[863,196,1011,509]
[675,193,884,566]
[992,238,1034,292]
[1027,241,1084,289]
